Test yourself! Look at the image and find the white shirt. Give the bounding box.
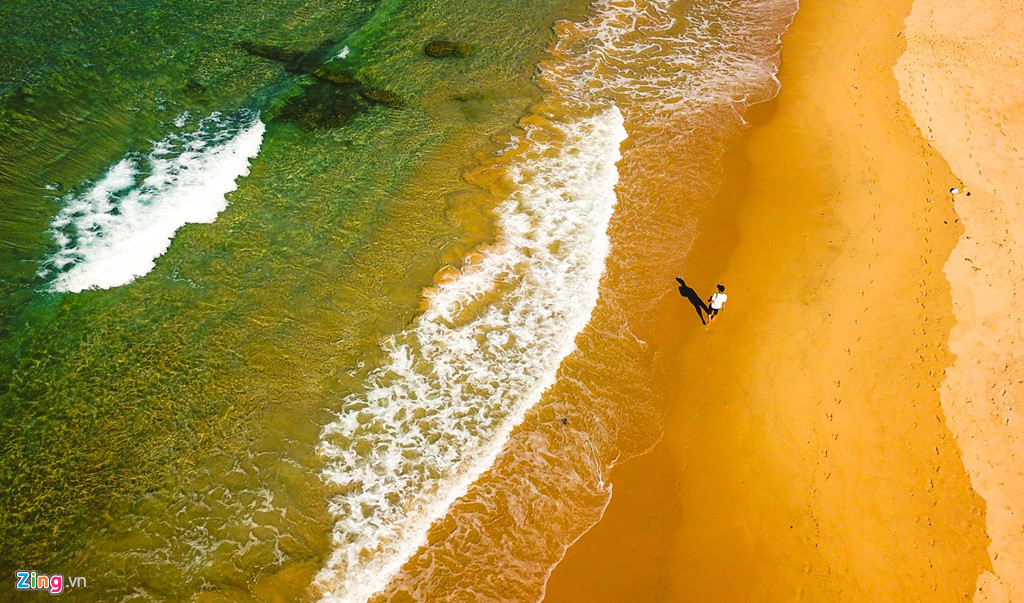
[709,292,727,310]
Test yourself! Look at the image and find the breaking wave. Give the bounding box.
[314,106,627,602]
[42,109,265,293]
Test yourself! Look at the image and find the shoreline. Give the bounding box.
[370,0,798,599]
[544,0,995,598]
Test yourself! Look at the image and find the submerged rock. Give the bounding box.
[239,41,305,65]
[294,39,340,73]
[359,88,405,109]
[242,38,407,129]
[183,80,207,96]
[240,39,343,75]
[275,81,360,130]
[424,40,475,58]
[312,67,357,86]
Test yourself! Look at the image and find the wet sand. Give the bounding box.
[544,0,999,599]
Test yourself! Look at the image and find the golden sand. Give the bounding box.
[896,1,1024,600]
[544,0,1008,598]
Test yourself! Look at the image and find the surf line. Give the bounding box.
[41,109,265,293]
[313,106,628,602]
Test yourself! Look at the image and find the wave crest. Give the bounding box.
[314,107,627,603]
[42,109,265,293]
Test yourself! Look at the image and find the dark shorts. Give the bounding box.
[708,307,720,316]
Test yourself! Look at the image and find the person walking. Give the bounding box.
[707,284,727,323]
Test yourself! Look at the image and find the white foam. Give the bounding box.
[314,107,627,602]
[335,46,350,60]
[546,0,798,115]
[360,0,799,600]
[42,110,265,293]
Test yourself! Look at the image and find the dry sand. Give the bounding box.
[543,0,1013,599]
[897,1,1024,601]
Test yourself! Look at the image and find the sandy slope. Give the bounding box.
[896,2,1024,601]
[543,0,997,599]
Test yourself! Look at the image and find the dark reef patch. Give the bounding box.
[275,80,361,130]
[238,41,305,65]
[239,38,407,130]
[183,80,207,96]
[424,40,475,58]
[359,88,404,109]
[311,66,357,86]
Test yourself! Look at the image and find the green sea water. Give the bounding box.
[0,0,586,597]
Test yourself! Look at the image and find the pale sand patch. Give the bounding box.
[544,0,993,599]
[896,2,1024,601]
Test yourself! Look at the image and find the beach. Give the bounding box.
[546,0,1023,600]
[3,0,1021,599]
[4,0,802,596]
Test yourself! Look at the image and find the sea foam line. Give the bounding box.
[371,0,800,598]
[547,0,797,115]
[42,109,265,293]
[314,106,627,602]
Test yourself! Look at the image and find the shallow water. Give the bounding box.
[0,0,795,600]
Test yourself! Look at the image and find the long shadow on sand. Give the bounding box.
[676,277,709,325]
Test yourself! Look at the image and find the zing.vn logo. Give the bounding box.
[15,571,86,595]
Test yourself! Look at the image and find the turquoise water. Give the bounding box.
[0,0,583,597]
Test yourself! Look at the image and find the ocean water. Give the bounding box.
[0,0,795,600]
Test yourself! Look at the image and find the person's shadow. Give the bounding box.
[676,278,709,325]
